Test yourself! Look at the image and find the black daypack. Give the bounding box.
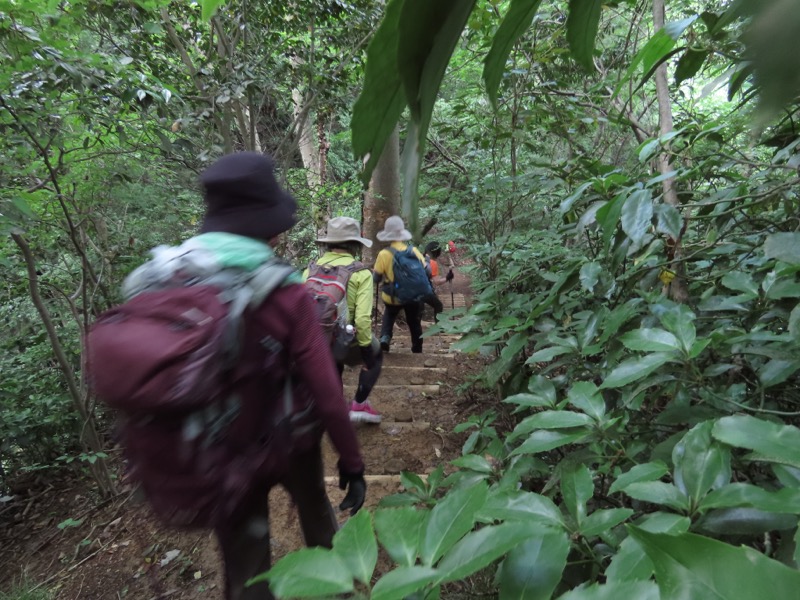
[383,245,433,304]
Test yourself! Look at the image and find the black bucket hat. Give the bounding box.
[199,152,297,241]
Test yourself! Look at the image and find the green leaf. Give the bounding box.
[758,359,800,387]
[579,261,603,292]
[504,391,556,411]
[561,463,594,525]
[654,303,697,353]
[477,491,564,529]
[674,48,709,85]
[600,352,674,389]
[375,507,427,567]
[438,522,536,583]
[700,483,800,513]
[720,271,759,297]
[483,0,543,107]
[566,0,603,70]
[620,189,653,244]
[557,582,660,600]
[511,411,594,437]
[201,0,226,21]
[12,196,36,218]
[511,429,591,456]
[712,415,800,469]
[619,328,681,353]
[420,481,488,566]
[371,566,440,600]
[622,482,689,512]
[764,232,800,265]
[609,462,669,495]
[628,527,800,598]
[332,510,377,584]
[696,508,798,535]
[580,508,634,537]
[672,421,731,507]
[596,193,626,252]
[351,0,406,185]
[497,532,570,600]
[606,512,690,583]
[654,203,682,239]
[451,454,494,474]
[567,381,605,419]
[789,304,800,342]
[526,346,573,363]
[259,548,354,597]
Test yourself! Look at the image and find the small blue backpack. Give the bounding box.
[384,245,433,304]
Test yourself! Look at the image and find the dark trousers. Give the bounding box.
[214,445,337,600]
[380,302,423,352]
[336,339,384,403]
[422,293,444,322]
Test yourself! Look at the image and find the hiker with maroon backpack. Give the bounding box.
[304,216,383,424]
[88,152,366,600]
[373,216,432,353]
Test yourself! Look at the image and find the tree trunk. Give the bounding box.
[362,127,401,266]
[652,0,689,303]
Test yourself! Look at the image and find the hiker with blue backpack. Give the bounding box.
[303,216,384,424]
[88,152,366,600]
[373,215,433,353]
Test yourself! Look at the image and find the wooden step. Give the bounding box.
[342,365,447,386]
[382,353,457,367]
[343,385,440,402]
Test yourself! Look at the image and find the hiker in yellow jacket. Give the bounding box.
[304,217,383,423]
[373,216,431,354]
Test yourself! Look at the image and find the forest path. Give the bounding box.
[1,286,479,600]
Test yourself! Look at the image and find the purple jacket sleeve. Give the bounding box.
[282,286,365,475]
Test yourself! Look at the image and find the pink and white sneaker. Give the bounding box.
[349,401,382,424]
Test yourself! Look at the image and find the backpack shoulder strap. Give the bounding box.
[248,259,298,308]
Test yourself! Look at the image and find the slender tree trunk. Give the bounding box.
[362,127,401,266]
[11,233,115,497]
[653,0,689,303]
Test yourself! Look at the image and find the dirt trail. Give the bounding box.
[1,285,478,600]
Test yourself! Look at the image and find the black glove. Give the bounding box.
[338,469,366,515]
[360,344,377,370]
[446,269,454,283]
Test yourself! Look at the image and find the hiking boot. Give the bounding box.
[349,401,382,424]
[379,336,391,353]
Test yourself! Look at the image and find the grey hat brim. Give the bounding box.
[376,229,412,242]
[316,233,373,248]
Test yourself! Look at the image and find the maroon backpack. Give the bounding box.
[305,261,365,336]
[88,259,319,528]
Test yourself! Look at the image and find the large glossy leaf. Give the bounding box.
[672,421,731,507]
[619,328,681,353]
[561,463,594,525]
[566,0,603,70]
[609,462,670,495]
[606,512,690,583]
[696,507,798,535]
[557,581,660,600]
[567,381,605,419]
[758,359,800,388]
[420,481,488,566]
[438,522,537,583]
[620,189,653,244]
[712,415,800,469]
[201,0,226,20]
[600,352,674,389]
[260,547,354,597]
[371,566,440,600]
[483,0,543,106]
[699,483,800,514]
[510,411,594,439]
[720,271,759,297]
[764,232,800,265]
[497,531,570,600]
[375,507,427,567]
[653,303,697,353]
[477,491,565,529]
[332,509,377,585]
[621,481,689,512]
[511,429,591,456]
[351,0,406,185]
[654,203,683,240]
[580,508,634,538]
[596,193,626,252]
[629,527,800,599]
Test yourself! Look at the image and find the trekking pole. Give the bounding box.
[447,269,455,311]
[373,282,379,337]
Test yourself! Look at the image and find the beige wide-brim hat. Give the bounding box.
[316,216,373,247]
[376,215,412,242]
